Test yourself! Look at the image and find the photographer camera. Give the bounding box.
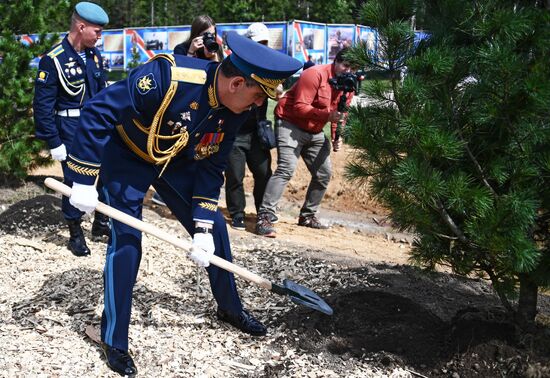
[202,31,219,53]
[328,71,361,151]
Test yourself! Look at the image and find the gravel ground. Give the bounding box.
[0,194,406,378]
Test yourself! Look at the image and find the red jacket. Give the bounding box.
[275,63,353,138]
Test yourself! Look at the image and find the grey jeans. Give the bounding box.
[259,119,332,218]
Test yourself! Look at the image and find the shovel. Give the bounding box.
[44,178,333,315]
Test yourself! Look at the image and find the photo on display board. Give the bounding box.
[104,34,124,52]
[303,29,314,50]
[267,29,284,50]
[328,28,353,60]
[168,31,190,50]
[144,31,167,51]
[111,53,124,66]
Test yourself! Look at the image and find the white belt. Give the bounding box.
[56,108,81,117]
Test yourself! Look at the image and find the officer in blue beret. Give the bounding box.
[66,31,302,376]
[33,2,110,256]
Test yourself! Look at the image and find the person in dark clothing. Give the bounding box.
[33,2,111,256]
[173,15,223,61]
[224,23,279,231]
[303,55,315,70]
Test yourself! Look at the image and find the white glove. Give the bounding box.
[50,144,67,161]
[190,232,215,267]
[69,183,99,214]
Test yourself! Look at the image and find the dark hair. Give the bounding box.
[187,15,215,42]
[219,58,257,87]
[185,15,223,60]
[334,48,350,63]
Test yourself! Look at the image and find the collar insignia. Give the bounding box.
[208,85,218,108]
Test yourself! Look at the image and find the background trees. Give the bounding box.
[0,1,66,180]
[345,0,550,327]
[14,0,360,33]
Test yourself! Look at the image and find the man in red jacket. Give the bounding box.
[256,48,354,237]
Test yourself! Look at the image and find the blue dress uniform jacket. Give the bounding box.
[66,54,248,225]
[33,35,106,220]
[34,35,106,149]
[65,54,250,351]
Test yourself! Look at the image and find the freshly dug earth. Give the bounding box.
[0,146,548,377]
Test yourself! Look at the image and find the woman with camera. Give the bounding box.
[173,15,223,61]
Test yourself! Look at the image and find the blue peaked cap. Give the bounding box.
[75,2,109,26]
[226,31,301,99]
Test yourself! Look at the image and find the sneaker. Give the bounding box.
[151,192,167,206]
[268,212,279,224]
[298,215,328,229]
[256,212,276,238]
[231,216,246,231]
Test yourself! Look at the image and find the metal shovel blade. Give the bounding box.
[271,279,333,315]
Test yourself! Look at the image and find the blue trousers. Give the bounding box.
[99,137,243,351]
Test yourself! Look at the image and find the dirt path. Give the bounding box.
[30,144,413,267]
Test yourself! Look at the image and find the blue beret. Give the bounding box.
[226,31,301,99]
[75,2,109,26]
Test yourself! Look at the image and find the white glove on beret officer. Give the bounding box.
[75,2,109,26]
[50,144,67,161]
[225,31,302,99]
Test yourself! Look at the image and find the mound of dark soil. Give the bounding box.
[273,267,550,377]
[0,194,64,236]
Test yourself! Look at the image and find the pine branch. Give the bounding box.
[482,263,515,314]
[434,232,459,240]
[460,130,498,197]
[0,133,36,147]
[451,88,498,196]
[434,200,469,244]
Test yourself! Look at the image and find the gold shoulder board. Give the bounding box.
[47,45,64,58]
[171,67,207,85]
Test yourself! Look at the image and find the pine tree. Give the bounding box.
[0,1,64,181]
[345,0,550,327]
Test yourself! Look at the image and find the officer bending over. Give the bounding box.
[65,32,301,376]
[33,2,110,256]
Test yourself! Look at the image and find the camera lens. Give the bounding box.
[202,32,219,53]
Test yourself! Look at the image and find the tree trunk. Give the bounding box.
[516,273,538,328]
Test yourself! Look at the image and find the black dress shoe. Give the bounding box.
[91,212,111,239]
[102,343,138,377]
[217,308,267,336]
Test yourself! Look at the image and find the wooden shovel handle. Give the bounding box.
[44,177,273,291]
